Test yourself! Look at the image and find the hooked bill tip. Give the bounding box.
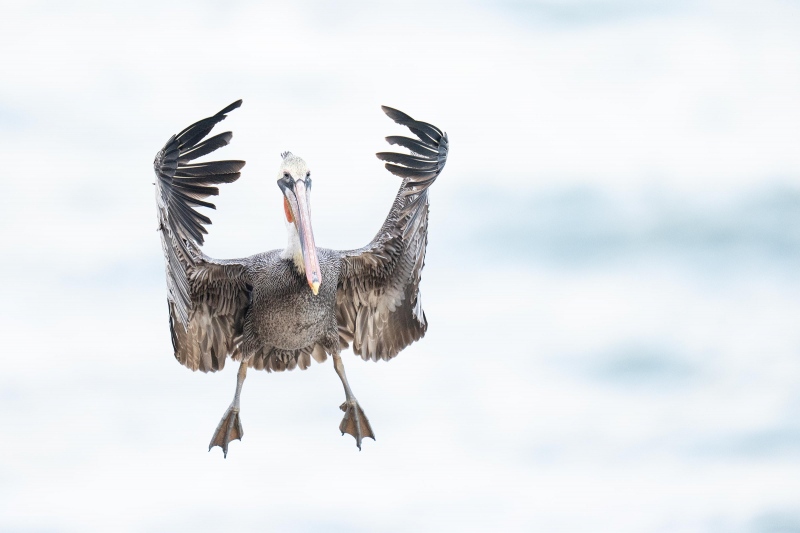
[310,281,320,296]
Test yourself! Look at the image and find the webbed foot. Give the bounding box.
[339,399,375,450]
[209,405,243,458]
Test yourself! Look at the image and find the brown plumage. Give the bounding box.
[153,100,448,456]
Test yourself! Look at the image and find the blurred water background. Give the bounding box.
[1,1,800,531]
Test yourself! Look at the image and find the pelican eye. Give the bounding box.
[280,172,294,187]
[277,172,294,194]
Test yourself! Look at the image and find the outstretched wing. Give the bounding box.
[336,106,449,361]
[153,100,251,372]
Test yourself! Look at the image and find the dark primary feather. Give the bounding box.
[384,136,439,158]
[380,106,444,144]
[154,100,252,372]
[375,152,439,170]
[337,106,449,362]
[179,132,233,163]
[174,160,246,177]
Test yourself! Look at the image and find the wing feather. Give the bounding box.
[336,106,448,362]
[154,100,252,372]
[179,132,233,163]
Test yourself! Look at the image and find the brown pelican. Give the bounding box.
[153,100,448,456]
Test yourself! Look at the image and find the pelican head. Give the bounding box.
[277,151,321,295]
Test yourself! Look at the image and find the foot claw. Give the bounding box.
[209,405,243,458]
[338,399,375,450]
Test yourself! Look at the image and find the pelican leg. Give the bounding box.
[332,353,375,450]
[209,361,247,458]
